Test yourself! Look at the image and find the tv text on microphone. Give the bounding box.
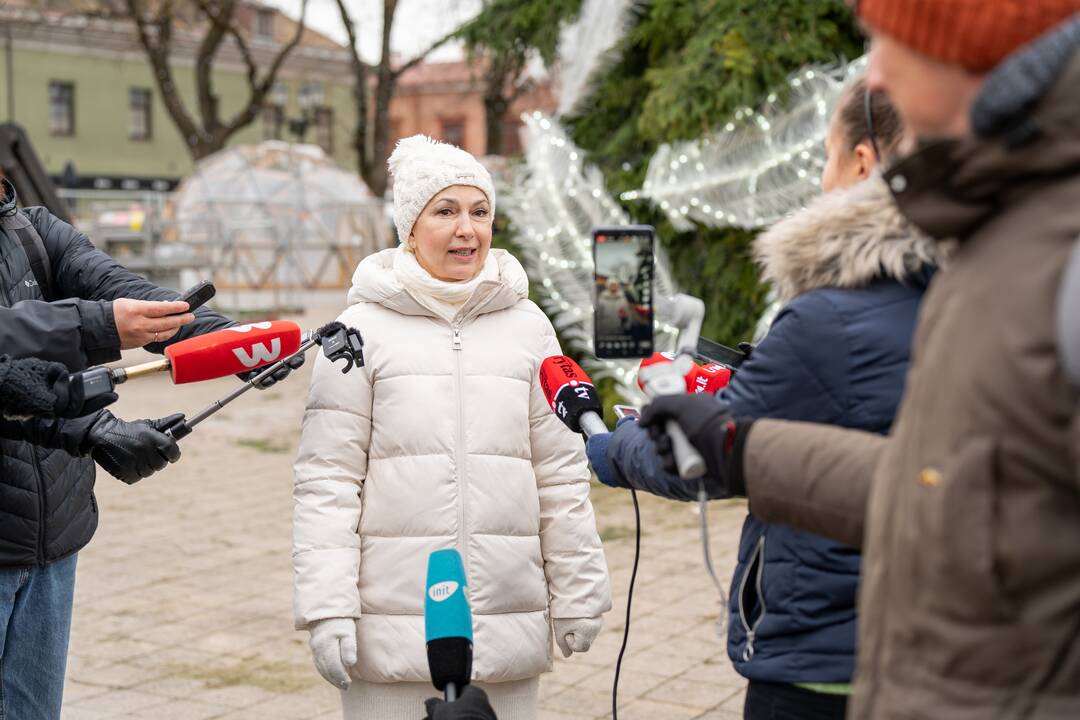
[538,355,607,437]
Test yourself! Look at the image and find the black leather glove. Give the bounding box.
[423,686,498,720]
[237,353,306,389]
[639,393,751,498]
[82,411,184,484]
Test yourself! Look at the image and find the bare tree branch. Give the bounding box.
[391,25,458,80]
[193,0,257,90]
[125,0,201,147]
[193,0,232,132]
[223,0,309,134]
[332,0,368,181]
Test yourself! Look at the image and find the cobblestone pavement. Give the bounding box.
[60,305,749,720]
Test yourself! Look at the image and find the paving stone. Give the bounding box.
[644,676,731,711]
[127,699,230,720]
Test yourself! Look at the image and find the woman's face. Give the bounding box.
[410,185,493,282]
[821,118,877,194]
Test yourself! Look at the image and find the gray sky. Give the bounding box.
[267,0,482,64]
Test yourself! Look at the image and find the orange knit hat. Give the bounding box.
[855,0,1080,71]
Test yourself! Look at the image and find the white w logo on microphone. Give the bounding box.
[232,339,282,368]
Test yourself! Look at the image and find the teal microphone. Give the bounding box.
[424,548,473,702]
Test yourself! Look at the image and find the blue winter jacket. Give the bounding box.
[598,176,948,685]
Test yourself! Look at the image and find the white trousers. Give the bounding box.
[341,676,539,720]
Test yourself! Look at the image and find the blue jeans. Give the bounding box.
[0,554,77,720]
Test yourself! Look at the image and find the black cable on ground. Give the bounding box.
[611,488,641,720]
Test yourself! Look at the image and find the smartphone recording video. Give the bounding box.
[593,225,655,359]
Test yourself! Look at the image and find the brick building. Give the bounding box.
[389,60,556,157]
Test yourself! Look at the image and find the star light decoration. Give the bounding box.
[502,112,681,403]
[622,56,868,231]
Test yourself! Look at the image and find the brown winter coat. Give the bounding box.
[742,25,1080,720]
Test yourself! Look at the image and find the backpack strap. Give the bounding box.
[0,211,53,300]
[1060,235,1080,387]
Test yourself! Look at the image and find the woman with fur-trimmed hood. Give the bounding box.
[592,79,951,720]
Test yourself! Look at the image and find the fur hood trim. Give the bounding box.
[754,175,953,303]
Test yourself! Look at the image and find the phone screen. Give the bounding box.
[593,226,655,359]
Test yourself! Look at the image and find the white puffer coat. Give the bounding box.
[293,248,611,684]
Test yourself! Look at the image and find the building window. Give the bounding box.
[440,118,465,149]
[129,88,152,141]
[500,118,523,156]
[48,81,74,136]
[256,8,274,39]
[313,106,333,154]
[262,104,284,141]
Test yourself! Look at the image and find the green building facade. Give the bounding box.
[0,8,357,190]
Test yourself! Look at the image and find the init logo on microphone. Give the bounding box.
[428,581,460,603]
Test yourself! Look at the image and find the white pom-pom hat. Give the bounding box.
[387,134,496,245]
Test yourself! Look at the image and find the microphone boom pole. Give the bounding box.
[163,322,364,440]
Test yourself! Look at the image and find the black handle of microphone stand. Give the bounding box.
[162,337,320,440]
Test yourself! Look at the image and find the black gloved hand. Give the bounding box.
[237,353,306,389]
[639,393,751,498]
[83,411,184,484]
[52,368,118,419]
[423,686,498,720]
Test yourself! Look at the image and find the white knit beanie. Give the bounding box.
[387,135,497,245]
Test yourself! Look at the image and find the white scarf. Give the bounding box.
[393,245,500,322]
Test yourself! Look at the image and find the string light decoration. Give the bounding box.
[554,0,641,117]
[502,112,680,402]
[622,56,867,231]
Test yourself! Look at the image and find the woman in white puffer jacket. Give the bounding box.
[292,135,612,720]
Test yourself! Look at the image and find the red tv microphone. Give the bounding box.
[110,321,303,385]
[689,362,731,394]
[539,356,609,437]
[636,353,731,395]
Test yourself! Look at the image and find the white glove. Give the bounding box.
[308,618,358,689]
[553,616,602,658]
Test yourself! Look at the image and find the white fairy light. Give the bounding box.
[622,55,868,230]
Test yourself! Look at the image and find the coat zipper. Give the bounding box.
[737,535,767,661]
[452,324,468,576]
[30,447,46,565]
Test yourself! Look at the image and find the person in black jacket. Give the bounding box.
[589,81,952,720]
[0,178,238,720]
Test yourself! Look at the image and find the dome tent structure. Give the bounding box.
[172,141,389,305]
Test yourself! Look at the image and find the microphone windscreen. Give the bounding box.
[539,356,602,433]
[688,362,731,394]
[425,548,473,691]
[165,321,302,384]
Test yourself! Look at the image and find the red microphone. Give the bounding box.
[636,353,731,395]
[110,321,303,385]
[689,363,731,395]
[539,356,608,437]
